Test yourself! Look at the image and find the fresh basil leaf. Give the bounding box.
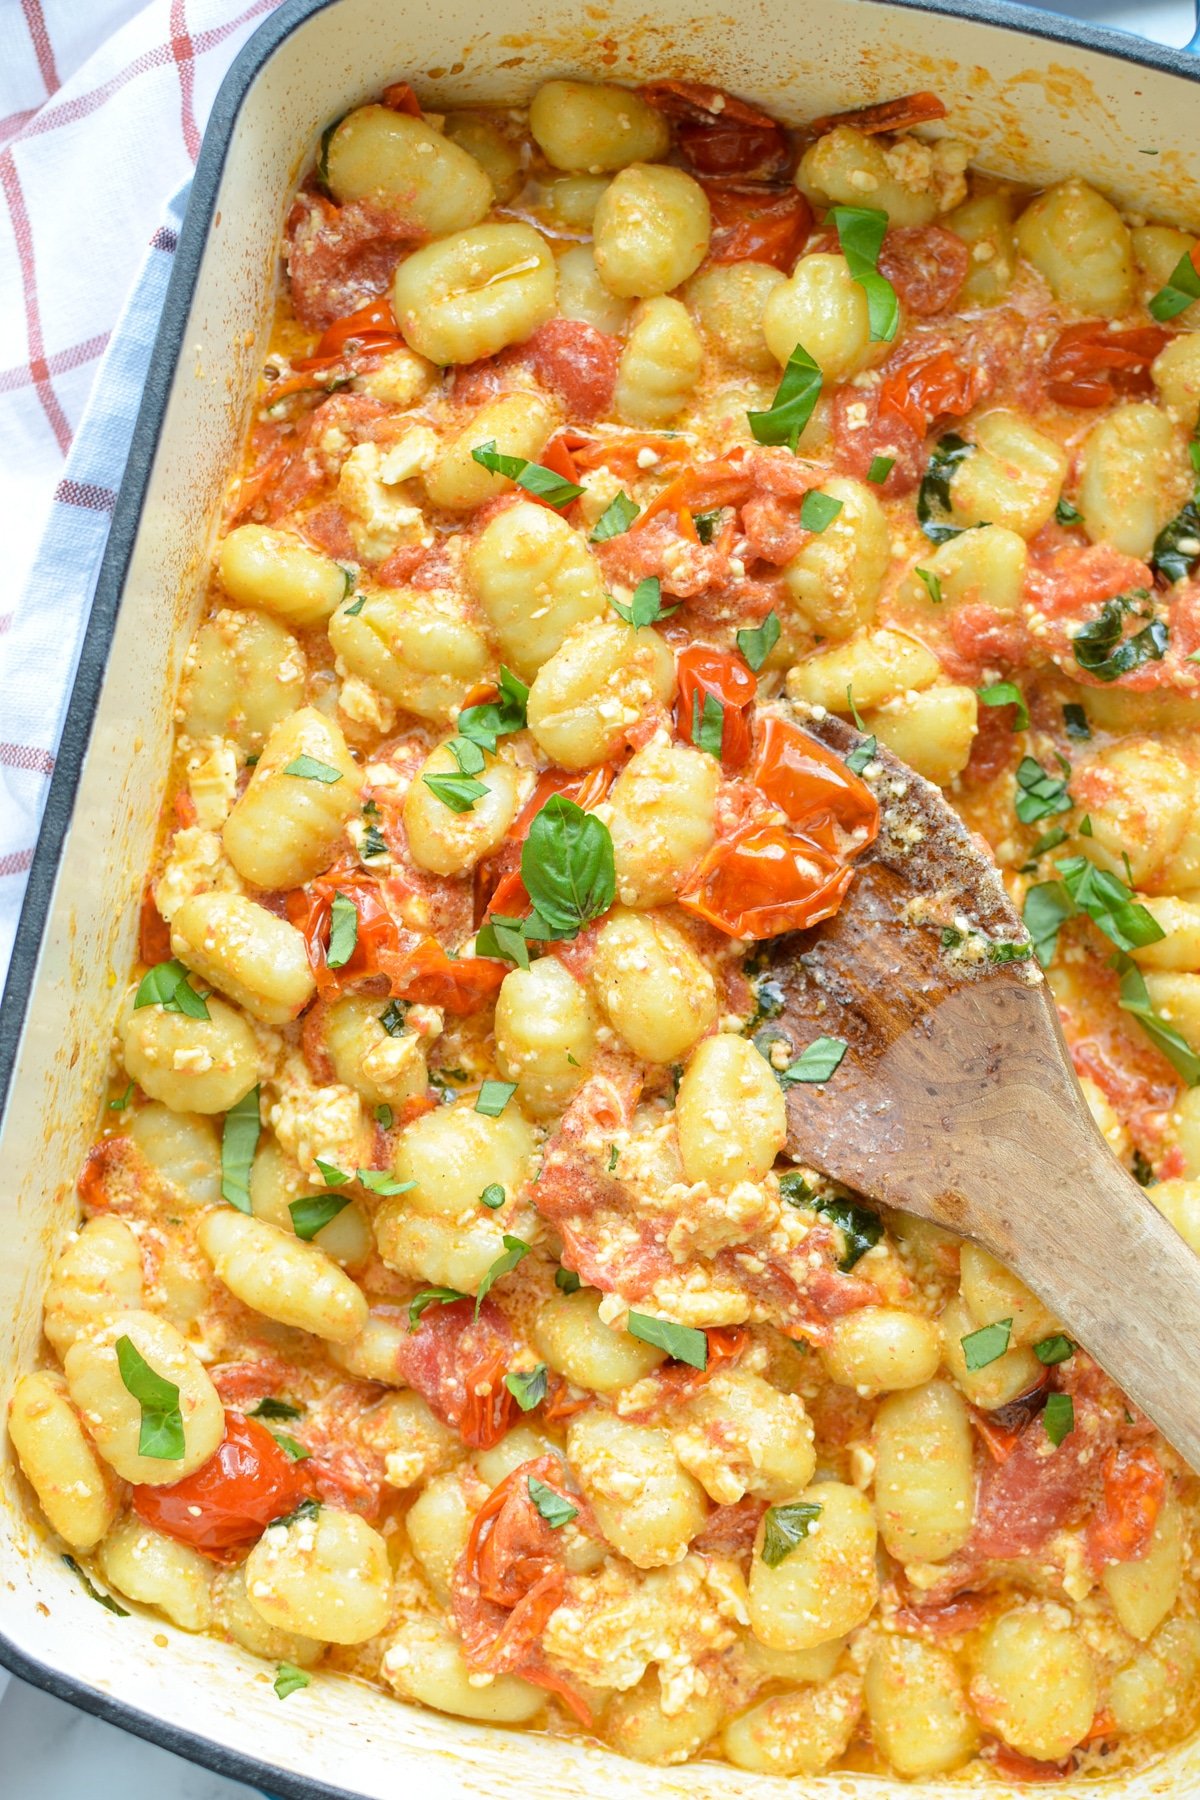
[480,1183,506,1209]
[1034,1334,1074,1366]
[779,1170,814,1207]
[274,1497,320,1528]
[779,1036,847,1084]
[457,666,529,753]
[1014,756,1072,825]
[556,1268,582,1295]
[1027,826,1068,861]
[343,592,367,616]
[220,1086,260,1213]
[1043,1391,1075,1446]
[134,959,210,1020]
[1151,495,1200,586]
[736,610,780,673]
[407,1287,467,1329]
[108,1082,134,1112]
[527,1474,577,1528]
[1055,496,1084,527]
[915,567,942,605]
[316,114,345,191]
[844,685,867,731]
[521,794,615,939]
[271,1431,311,1463]
[1114,953,1200,1085]
[590,491,640,541]
[692,689,726,759]
[748,342,822,450]
[761,1501,823,1567]
[115,1335,185,1459]
[609,574,677,629]
[251,1397,304,1421]
[627,1312,707,1368]
[505,1364,548,1411]
[361,819,388,858]
[423,771,488,813]
[448,735,486,776]
[1133,1148,1155,1187]
[987,939,1033,964]
[274,1663,310,1700]
[960,1317,1013,1371]
[475,913,531,970]
[1149,246,1200,322]
[282,755,343,783]
[867,454,895,484]
[1062,703,1091,741]
[475,1234,532,1316]
[325,892,358,969]
[693,508,723,543]
[812,1195,882,1269]
[607,1144,619,1172]
[978,681,1030,731]
[829,205,899,341]
[1072,591,1168,683]
[917,433,973,544]
[1022,880,1075,968]
[800,489,843,534]
[313,1158,349,1189]
[289,1193,351,1240]
[375,1103,394,1128]
[356,1169,416,1195]
[379,999,407,1038]
[846,735,877,776]
[1057,856,1166,954]
[471,439,584,508]
[63,1552,130,1616]
[475,1079,518,1117]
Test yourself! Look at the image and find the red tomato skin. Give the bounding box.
[704,183,813,270]
[878,226,969,316]
[131,1414,310,1556]
[1045,322,1169,408]
[526,319,619,422]
[640,81,790,180]
[753,714,879,839]
[674,643,756,768]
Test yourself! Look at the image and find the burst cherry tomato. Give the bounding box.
[704,183,813,270]
[131,1414,310,1555]
[641,81,790,179]
[753,714,880,839]
[674,644,757,767]
[877,348,988,436]
[287,862,399,994]
[679,821,856,939]
[1045,322,1169,408]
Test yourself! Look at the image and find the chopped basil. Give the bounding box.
[325,892,358,969]
[747,342,822,451]
[1058,856,1165,953]
[1022,880,1076,967]
[282,755,343,783]
[844,685,867,731]
[447,736,487,778]
[915,567,942,605]
[475,1079,518,1117]
[423,770,488,813]
[942,927,964,949]
[692,689,726,758]
[1014,755,1072,826]
[343,591,367,617]
[134,959,210,1020]
[867,454,895,484]
[471,440,584,508]
[779,1170,814,1207]
[315,114,345,191]
[1055,496,1084,527]
[607,1144,619,1172]
[1114,953,1200,1085]
[375,1104,394,1128]
[987,940,1033,964]
[274,1497,320,1529]
[978,681,1030,731]
[115,1335,185,1460]
[1062,703,1091,741]
[1133,1148,1155,1186]
[274,1663,311,1700]
[1151,494,1200,586]
[314,1157,349,1186]
[1072,591,1168,683]
[1034,1334,1074,1366]
[627,1312,707,1368]
[457,666,529,752]
[521,794,615,940]
[1043,1391,1075,1447]
[960,1317,1013,1371]
[845,735,877,776]
[761,1501,823,1567]
[505,1364,548,1411]
[408,1287,467,1329]
[63,1553,129,1616]
[1149,245,1200,322]
[251,1397,303,1421]
[528,1474,577,1528]
[289,1193,351,1240]
[779,1036,848,1085]
[693,508,723,543]
[475,913,531,969]
[475,1234,532,1315]
[555,1267,582,1294]
[220,1086,260,1214]
[108,1082,134,1112]
[1027,826,1068,861]
[480,1183,506,1209]
[828,204,899,342]
[590,491,640,541]
[813,1195,882,1269]
[610,574,677,628]
[736,610,781,673]
[361,819,388,858]
[379,999,407,1037]
[356,1169,415,1195]
[917,433,973,544]
[272,1432,310,1463]
[800,489,844,534]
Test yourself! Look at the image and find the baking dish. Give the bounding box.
[2,0,1200,1793]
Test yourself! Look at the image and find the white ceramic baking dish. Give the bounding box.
[2,0,1199,1793]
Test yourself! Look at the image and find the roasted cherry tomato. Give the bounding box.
[1087,1444,1166,1569]
[388,936,508,1013]
[674,643,757,767]
[287,862,400,994]
[807,90,947,137]
[680,820,856,939]
[878,225,969,317]
[877,348,988,435]
[704,182,813,270]
[1045,322,1169,409]
[753,714,880,839]
[641,80,790,180]
[131,1414,309,1555]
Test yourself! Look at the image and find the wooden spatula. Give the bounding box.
[765,703,1200,1471]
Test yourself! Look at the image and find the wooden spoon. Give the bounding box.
[765,702,1200,1471]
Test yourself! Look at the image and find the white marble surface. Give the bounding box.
[1,0,1194,1792]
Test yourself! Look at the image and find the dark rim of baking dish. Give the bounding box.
[0,0,1196,1794]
